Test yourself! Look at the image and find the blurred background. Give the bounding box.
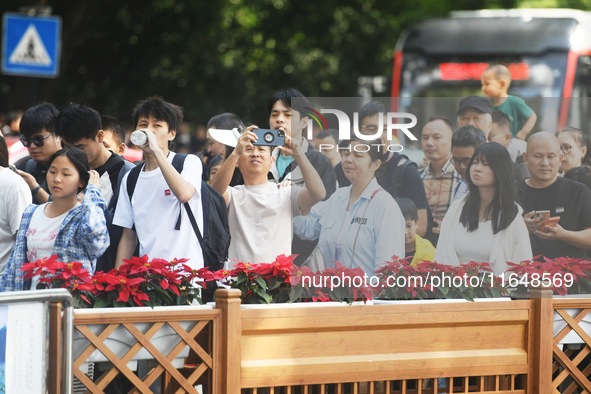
[1,0,589,135]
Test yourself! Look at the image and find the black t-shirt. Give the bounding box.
[17,158,49,200]
[517,177,591,258]
[564,165,591,190]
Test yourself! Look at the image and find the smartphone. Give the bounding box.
[543,216,560,228]
[253,129,285,147]
[533,210,550,221]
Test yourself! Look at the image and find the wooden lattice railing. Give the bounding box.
[239,374,527,393]
[69,290,572,394]
[73,305,221,393]
[552,298,591,393]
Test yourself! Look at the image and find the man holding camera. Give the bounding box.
[266,89,336,265]
[211,126,325,266]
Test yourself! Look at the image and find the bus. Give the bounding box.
[391,9,591,137]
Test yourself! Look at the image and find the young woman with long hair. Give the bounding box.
[435,142,532,275]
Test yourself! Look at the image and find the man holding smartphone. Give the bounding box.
[266,89,336,265]
[518,132,591,258]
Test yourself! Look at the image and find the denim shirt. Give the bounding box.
[0,185,109,291]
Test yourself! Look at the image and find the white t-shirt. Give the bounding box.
[227,182,301,266]
[452,220,494,263]
[98,170,114,206]
[0,168,32,272]
[27,203,76,288]
[113,153,204,269]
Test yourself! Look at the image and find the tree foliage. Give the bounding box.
[2,0,528,126]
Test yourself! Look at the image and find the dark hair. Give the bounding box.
[266,88,311,117]
[132,96,183,133]
[559,126,591,165]
[47,148,90,191]
[395,197,418,222]
[426,116,453,130]
[0,135,8,167]
[343,137,383,163]
[491,110,511,131]
[358,101,387,123]
[207,113,245,158]
[20,103,59,137]
[460,142,518,234]
[55,103,102,143]
[207,112,244,132]
[101,115,126,146]
[315,129,339,143]
[452,125,487,149]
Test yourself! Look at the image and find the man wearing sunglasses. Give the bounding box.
[16,103,62,203]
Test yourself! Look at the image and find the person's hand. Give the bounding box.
[533,223,564,240]
[231,126,258,157]
[87,170,100,187]
[515,130,527,140]
[278,135,303,159]
[523,211,544,233]
[16,169,37,189]
[137,128,162,156]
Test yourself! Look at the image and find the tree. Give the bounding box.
[1,0,517,128]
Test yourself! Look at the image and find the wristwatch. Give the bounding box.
[32,185,41,196]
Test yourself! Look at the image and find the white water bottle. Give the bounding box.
[130,129,148,146]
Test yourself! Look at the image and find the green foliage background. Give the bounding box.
[0,0,580,127]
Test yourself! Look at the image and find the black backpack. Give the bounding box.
[126,153,230,270]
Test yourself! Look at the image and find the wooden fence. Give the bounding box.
[71,289,587,394]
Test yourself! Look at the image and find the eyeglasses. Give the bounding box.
[560,144,573,154]
[20,133,53,148]
[450,156,472,167]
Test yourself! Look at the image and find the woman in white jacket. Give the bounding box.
[435,142,532,275]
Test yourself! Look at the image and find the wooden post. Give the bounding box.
[48,301,63,393]
[530,289,553,393]
[216,289,242,394]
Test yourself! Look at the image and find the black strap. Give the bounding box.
[183,201,204,247]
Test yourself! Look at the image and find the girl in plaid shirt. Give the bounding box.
[0,148,109,291]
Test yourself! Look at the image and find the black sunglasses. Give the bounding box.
[20,133,53,148]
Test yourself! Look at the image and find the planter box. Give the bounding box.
[373,297,511,305]
[73,305,213,367]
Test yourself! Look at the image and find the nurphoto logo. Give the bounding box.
[303,107,418,153]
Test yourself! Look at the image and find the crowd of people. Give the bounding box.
[1,64,591,292]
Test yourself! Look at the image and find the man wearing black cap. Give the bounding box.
[456,96,493,139]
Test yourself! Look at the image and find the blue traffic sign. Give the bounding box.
[2,13,61,78]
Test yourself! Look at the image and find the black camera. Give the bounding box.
[253,129,285,147]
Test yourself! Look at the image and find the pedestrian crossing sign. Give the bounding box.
[2,13,61,78]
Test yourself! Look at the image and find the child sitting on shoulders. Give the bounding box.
[481,64,537,141]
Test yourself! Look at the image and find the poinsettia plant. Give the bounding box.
[202,255,374,304]
[374,258,507,301]
[505,256,591,296]
[205,254,296,304]
[22,255,204,308]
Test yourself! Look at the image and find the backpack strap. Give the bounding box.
[126,163,143,201]
[108,159,136,212]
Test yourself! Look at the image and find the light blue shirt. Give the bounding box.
[276,153,293,179]
[293,178,405,275]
